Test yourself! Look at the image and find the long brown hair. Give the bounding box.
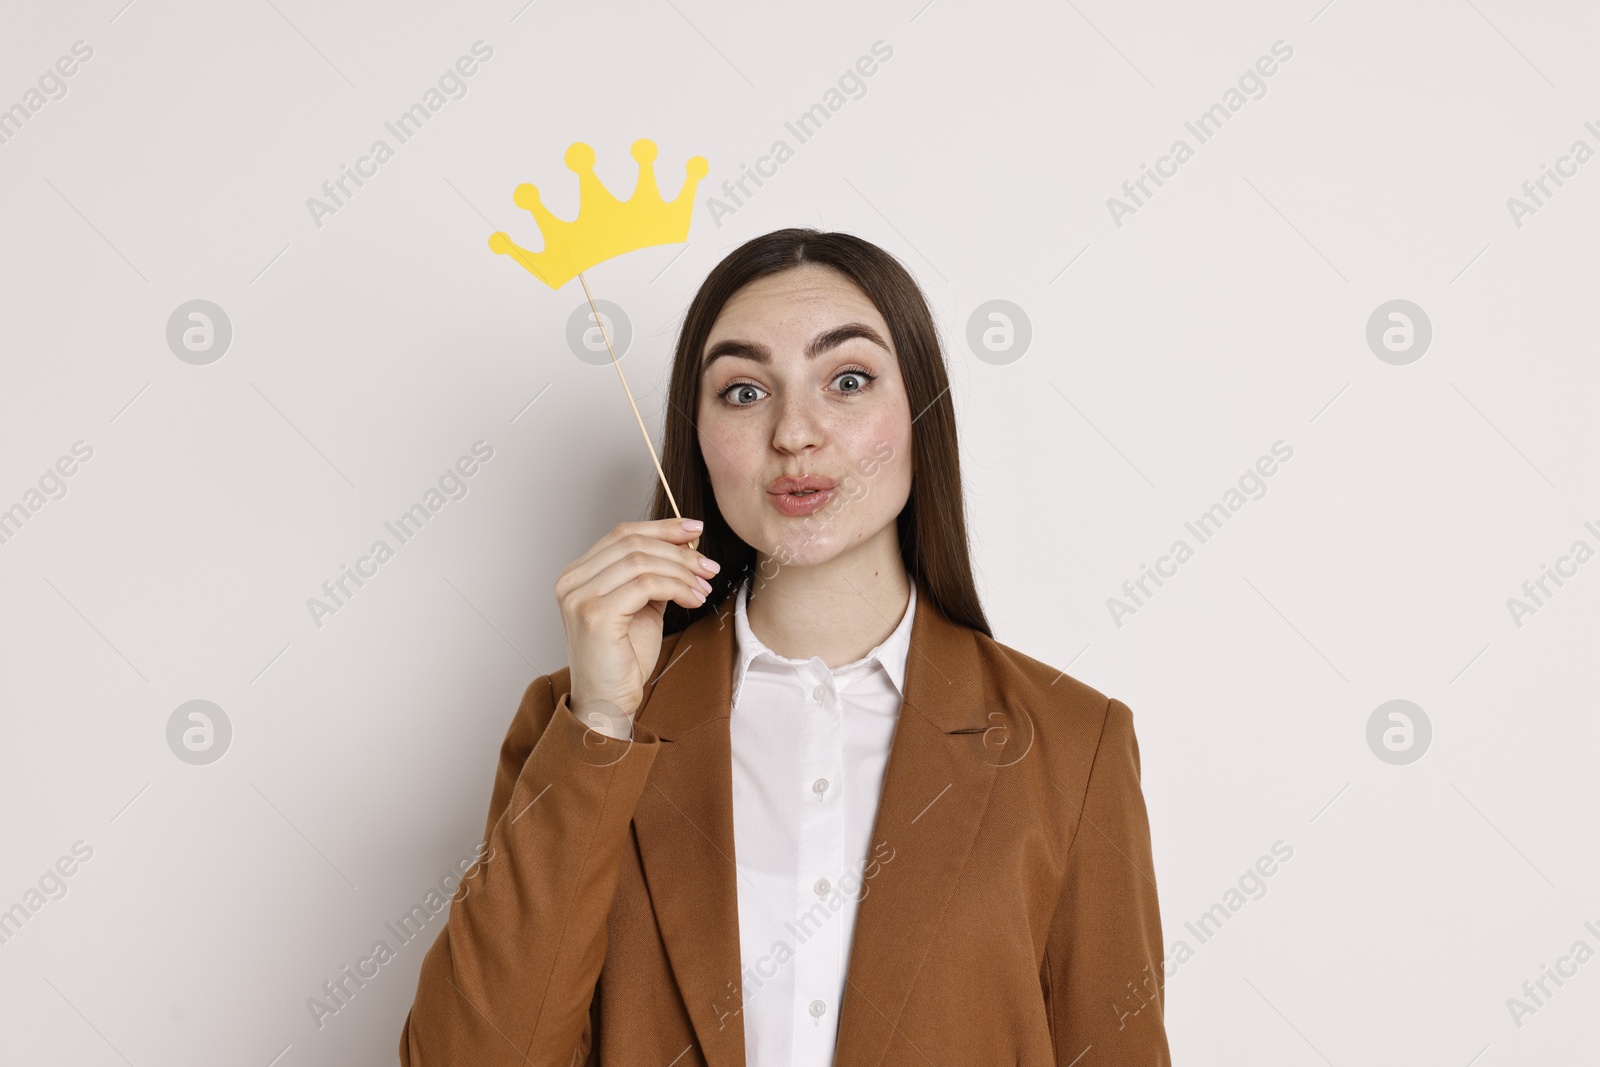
[648,227,990,639]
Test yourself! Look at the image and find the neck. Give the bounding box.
[746,524,911,669]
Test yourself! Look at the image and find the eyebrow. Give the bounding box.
[702,322,891,370]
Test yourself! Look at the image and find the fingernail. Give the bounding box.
[682,519,704,532]
[700,557,721,573]
[696,576,713,593]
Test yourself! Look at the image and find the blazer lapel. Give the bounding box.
[632,594,748,1067]
[630,581,996,1067]
[832,584,997,1067]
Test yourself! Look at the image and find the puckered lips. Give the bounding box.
[766,473,838,517]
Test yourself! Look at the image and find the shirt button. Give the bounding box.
[812,683,828,702]
[814,877,830,896]
[812,778,829,797]
[809,999,826,1018]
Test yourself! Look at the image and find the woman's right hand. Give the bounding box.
[556,518,721,735]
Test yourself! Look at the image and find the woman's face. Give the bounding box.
[697,264,914,572]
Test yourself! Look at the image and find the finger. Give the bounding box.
[560,518,691,575]
[562,517,703,579]
[561,524,717,599]
[590,570,708,621]
[585,548,713,606]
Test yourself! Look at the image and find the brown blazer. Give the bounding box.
[399,579,1171,1065]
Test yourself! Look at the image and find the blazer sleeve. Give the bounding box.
[398,674,661,1067]
[1041,696,1171,1065]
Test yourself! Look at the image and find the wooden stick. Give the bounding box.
[575,270,700,551]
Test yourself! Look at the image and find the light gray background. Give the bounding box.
[2,0,1596,1063]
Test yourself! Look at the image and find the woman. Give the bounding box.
[399,229,1171,1066]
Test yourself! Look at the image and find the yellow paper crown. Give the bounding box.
[488,139,709,289]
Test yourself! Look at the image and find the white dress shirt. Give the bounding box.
[728,575,917,1067]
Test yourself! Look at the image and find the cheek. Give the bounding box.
[844,406,912,476]
[697,417,750,497]
[832,414,911,522]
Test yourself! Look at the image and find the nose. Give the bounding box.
[770,389,825,455]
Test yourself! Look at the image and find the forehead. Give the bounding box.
[707,265,885,338]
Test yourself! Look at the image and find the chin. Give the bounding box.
[766,535,849,569]
[767,514,882,570]
[721,510,847,570]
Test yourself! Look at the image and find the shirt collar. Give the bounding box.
[730,575,918,707]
